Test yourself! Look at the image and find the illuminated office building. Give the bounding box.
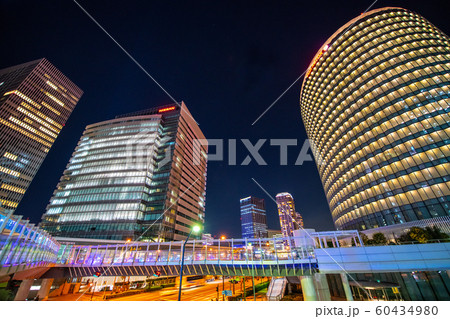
[0,59,82,213]
[240,196,268,238]
[276,192,304,238]
[300,7,450,231]
[40,102,207,241]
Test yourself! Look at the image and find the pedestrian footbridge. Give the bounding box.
[1,211,450,281]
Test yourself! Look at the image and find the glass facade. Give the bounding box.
[341,271,450,301]
[276,192,304,238]
[0,59,83,213]
[240,196,268,238]
[299,7,450,231]
[40,102,207,241]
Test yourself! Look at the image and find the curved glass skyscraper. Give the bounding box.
[300,7,450,231]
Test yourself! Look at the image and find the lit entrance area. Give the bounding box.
[350,281,402,301]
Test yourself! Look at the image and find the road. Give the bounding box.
[113,279,253,301]
[48,278,267,301]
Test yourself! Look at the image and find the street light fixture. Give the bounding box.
[178,224,201,301]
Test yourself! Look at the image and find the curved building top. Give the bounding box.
[301,7,405,91]
[299,7,450,231]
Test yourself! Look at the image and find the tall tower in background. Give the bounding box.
[0,59,82,213]
[40,102,207,242]
[240,196,268,238]
[300,7,450,232]
[276,192,303,238]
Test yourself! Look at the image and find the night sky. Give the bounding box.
[1,0,449,238]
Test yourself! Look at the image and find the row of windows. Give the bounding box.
[330,154,449,210]
[50,191,147,205]
[70,150,153,164]
[302,10,446,105]
[334,183,449,227]
[61,176,150,191]
[327,129,449,204]
[54,185,148,197]
[68,162,156,176]
[300,8,450,230]
[320,82,449,178]
[304,24,448,150]
[56,210,143,223]
[315,56,449,174]
[85,117,160,134]
[75,137,157,154]
[324,98,449,193]
[336,198,449,230]
[45,202,144,214]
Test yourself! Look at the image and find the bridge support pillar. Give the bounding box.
[300,276,317,301]
[61,281,71,295]
[314,273,331,301]
[73,283,81,294]
[340,273,354,301]
[14,279,34,301]
[37,278,54,301]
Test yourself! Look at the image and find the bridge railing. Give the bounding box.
[0,211,60,273]
[58,237,318,267]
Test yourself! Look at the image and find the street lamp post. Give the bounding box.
[178,225,200,301]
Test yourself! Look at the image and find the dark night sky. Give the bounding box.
[1,0,449,238]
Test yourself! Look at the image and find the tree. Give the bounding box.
[398,232,413,243]
[360,233,371,246]
[424,226,449,241]
[372,232,388,245]
[408,227,431,243]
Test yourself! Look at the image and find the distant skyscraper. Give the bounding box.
[267,228,282,238]
[300,7,450,232]
[240,196,268,238]
[276,192,303,238]
[0,59,82,213]
[40,102,207,241]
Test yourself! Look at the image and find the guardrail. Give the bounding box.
[0,211,60,274]
[57,237,317,267]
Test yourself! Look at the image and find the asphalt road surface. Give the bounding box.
[113,279,266,301]
[48,279,267,301]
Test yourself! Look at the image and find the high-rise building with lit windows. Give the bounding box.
[40,102,207,241]
[300,7,450,232]
[276,192,303,238]
[0,59,82,213]
[240,196,268,238]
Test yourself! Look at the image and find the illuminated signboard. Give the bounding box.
[306,44,329,78]
[158,106,176,113]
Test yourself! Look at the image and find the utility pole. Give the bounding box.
[232,279,235,295]
[252,273,256,301]
[243,277,246,300]
[102,281,107,300]
[90,281,97,301]
[222,276,225,301]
